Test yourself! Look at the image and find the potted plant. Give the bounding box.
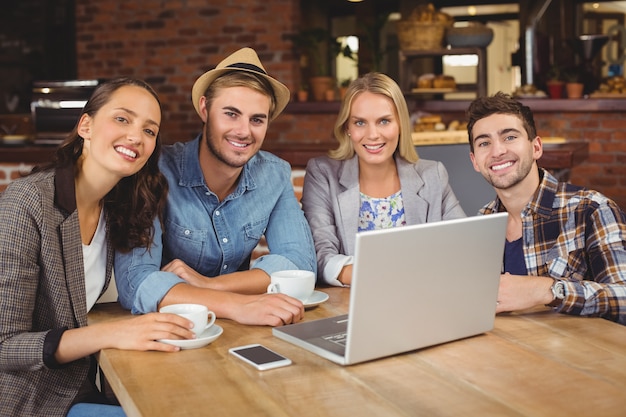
[338,78,352,100]
[545,65,564,99]
[563,67,584,99]
[289,28,355,101]
[297,83,309,102]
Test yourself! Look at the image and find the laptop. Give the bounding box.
[272,212,508,365]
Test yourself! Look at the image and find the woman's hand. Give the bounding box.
[107,312,196,351]
[55,312,195,364]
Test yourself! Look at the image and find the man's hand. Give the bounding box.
[230,293,305,326]
[162,259,211,288]
[496,273,554,314]
[159,281,304,327]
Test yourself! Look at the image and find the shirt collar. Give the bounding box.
[338,155,359,189]
[54,162,77,214]
[179,134,257,195]
[527,168,558,218]
[481,167,557,218]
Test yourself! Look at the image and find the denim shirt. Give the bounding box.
[115,135,316,313]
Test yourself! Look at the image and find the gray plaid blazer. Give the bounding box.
[0,165,114,416]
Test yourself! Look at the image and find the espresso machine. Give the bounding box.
[30,80,100,145]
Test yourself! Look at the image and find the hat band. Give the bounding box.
[225,62,267,75]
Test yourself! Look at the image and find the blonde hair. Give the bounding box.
[329,72,418,163]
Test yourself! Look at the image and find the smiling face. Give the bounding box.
[469,113,542,191]
[199,85,270,170]
[78,85,160,180]
[346,91,399,167]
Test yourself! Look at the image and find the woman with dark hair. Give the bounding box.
[0,78,195,417]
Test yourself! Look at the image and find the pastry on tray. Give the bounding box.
[414,114,442,132]
[417,73,435,89]
[432,75,456,89]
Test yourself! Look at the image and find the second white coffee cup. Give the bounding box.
[159,303,216,336]
[267,270,315,302]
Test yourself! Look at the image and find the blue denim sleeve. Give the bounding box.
[114,217,185,314]
[250,176,317,276]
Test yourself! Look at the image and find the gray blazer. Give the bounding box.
[0,166,113,416]
[301,154,466,285]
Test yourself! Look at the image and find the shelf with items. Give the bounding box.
[399,47,487,98]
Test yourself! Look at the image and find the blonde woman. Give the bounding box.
[301,72,465,286]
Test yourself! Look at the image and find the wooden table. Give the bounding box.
[89,287,626,417]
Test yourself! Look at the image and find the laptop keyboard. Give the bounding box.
[322,331,348,346]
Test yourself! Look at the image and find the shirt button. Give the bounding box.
[223,265,228,270]
[215,210,220,216]
[222,237,228,243]
[184,230,190,235]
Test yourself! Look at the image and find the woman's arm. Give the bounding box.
[54,313,194,363]
[301,159,352,286]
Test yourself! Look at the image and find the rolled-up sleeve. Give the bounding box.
[114,218,185,314]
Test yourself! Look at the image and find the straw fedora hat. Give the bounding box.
[191,47,291,121]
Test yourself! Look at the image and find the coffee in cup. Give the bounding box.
[159,303,216,336]
[267,270,315,303]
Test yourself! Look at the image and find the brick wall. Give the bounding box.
[75,0,302,145]
[0,163,34,192]
[5,2,626,210]
[534,111,626,210]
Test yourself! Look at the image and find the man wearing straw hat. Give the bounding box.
[115,47,316,326]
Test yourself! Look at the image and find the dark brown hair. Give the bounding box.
[35,77,168,252]
[466,92,537,152]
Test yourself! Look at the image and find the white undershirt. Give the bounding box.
[83,210,107,311]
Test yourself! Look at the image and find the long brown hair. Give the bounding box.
[35,77,169,252]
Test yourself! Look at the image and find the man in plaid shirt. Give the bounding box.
[466,92,626,325]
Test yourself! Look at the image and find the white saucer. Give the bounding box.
[304,290,329,309]
[159,324,223,350]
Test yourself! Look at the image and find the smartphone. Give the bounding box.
[229,344,292,371]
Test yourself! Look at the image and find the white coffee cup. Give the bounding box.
[159,303,216,336]
[267,270,315,302]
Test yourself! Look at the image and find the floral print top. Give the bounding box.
[358,191,406,231]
